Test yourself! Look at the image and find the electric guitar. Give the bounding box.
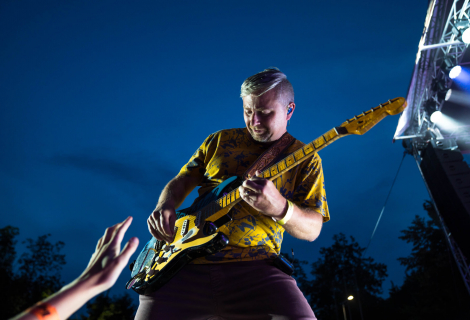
[126,97,407,295]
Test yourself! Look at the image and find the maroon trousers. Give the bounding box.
[135,260,316,320]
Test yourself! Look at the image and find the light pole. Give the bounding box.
[342,295,354,320]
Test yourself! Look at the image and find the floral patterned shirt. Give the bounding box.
[178,128,329,263]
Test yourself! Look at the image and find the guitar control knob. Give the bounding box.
[203,222,218,236]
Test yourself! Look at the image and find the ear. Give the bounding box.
[286,102,296,120]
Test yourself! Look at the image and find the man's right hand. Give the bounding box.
[146,174,202,244]
[147,205,176,244]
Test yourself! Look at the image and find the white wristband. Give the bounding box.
[276,200,294,225]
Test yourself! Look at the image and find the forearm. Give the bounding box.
[280,204,323,242]
[157,175,200,209]
[12,280,100,320]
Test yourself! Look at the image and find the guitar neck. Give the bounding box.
[212,126,348,210]
[199,97,406,217]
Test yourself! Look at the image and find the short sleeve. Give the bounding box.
[291,154,330,222]
[178,132,217,180]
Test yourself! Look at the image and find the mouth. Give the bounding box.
[251,127,266,134]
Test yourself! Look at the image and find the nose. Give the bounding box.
[251,112,261,126]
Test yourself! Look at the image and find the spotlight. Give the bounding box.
[423,99,438,116]
[430,111,443,123]
[463,28,470,44]
[445,89,452,101]
[449,66,462,79]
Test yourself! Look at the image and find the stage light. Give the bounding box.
[463,28,470,44]
[347,295,354,301]
[430,111,443,123]
[445,89,452,101]
[449,66,462,79]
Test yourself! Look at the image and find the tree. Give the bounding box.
[0,226,65,319]
[74,291,137,320]
[386,201,470,320]
[304,233,387,320]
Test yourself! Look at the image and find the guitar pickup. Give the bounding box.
[180,219,189,236]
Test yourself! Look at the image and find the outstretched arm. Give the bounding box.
[10,217,139,320]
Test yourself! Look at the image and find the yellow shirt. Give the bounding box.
[178,128,329,263]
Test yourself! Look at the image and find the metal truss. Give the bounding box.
[398,0,470,296]
[395,0,470,140]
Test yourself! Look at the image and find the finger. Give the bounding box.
[251,170,264,179]
[243,180,262,192]
[119,237,139,262]
[101,222,120,248]
[111,216,133,248]
[158,213,172,243]
[147,217,164,241]
[95,235,104,252]
[161,210,175,237]
[239,185,248,199]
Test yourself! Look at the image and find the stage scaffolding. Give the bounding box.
[394,0,470,295]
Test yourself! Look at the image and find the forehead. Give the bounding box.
[242,91,283,110]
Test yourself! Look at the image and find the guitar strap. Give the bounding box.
[243,131,296,180]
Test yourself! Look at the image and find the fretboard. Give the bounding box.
[195,126,348,222]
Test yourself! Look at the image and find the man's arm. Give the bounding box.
[239,173,323,242]
[148,174,202,243]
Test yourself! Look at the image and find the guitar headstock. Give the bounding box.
[339,97,407,135]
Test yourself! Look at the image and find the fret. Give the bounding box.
[263,170,271,178]
[277,159,287,171]
[222,196,226,207]
[286,154,295,167]
[294,149,305,161]
[231,191,235,202]
[323,129,338,142]
[235,188,240,199]
[226,194,231,205]
[219,198,223,207]
[270,165,279,176]
[313,137,325,149]
[303,143,314,155]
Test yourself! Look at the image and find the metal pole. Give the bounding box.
[342,303,347,320]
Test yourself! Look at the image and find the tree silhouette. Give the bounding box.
[386,201,470,320]
[0,226,65,319]
[304,233,387,320]
[73,291,136,320]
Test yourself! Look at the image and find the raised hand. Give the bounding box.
[75,216,139,292]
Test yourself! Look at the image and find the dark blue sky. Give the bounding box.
[1,0,447,308]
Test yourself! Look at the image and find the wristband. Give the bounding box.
[28,303,59,320]
[277,200,294,225]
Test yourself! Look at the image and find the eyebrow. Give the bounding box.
[243,105,271,111]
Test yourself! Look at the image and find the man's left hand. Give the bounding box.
[238,171,287,220]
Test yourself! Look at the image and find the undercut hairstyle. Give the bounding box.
[240,68,294,107]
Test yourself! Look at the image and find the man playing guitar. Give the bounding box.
[136,68,329,319]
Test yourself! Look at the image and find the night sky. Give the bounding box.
[2,0,462,311]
